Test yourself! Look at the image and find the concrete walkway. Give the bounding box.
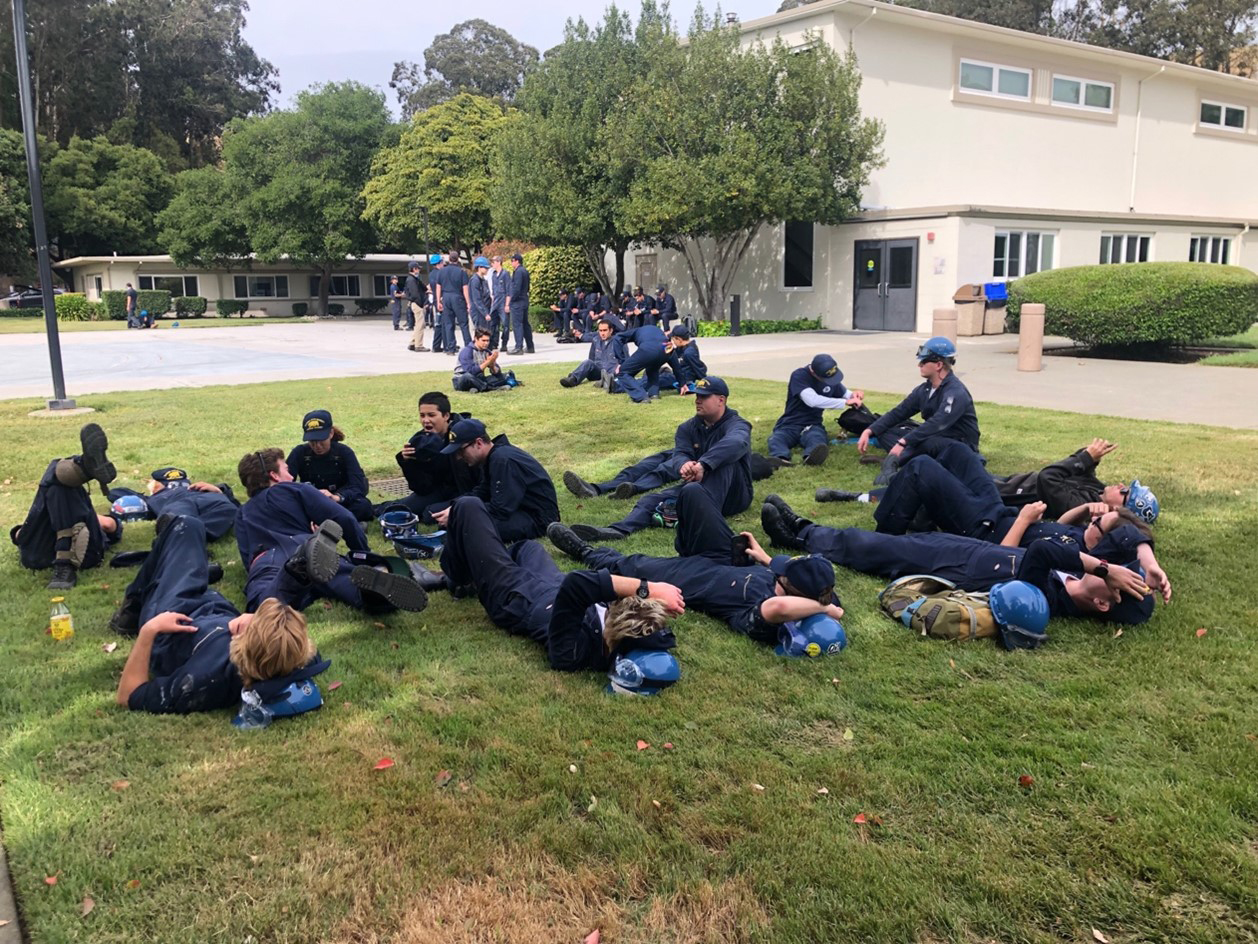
[3,320,1255,429]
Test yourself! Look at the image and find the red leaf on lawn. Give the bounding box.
[80,896,95,917]
[435,769,452,788]
[584,931,601,944]
[125,879,140,890]
[111,780,130,792]
[663,742,674,750]
[1196,627,1208,638]
[44,875,57,886]
[1019,774,1035,789]
[327,680,343,691]
[636,740,650,751]
[852,813,866,824]
[373,757,395,771]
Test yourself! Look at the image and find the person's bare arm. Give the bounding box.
[1001,501,1045,548]
[116,612,197,706]
[1137,543,1172,603]
[760,597,845,624]
[608,575,685,614]
[1057,501,1109,525]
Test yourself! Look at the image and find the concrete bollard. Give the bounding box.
[1018,303,1045,372]
[932,308,957,344]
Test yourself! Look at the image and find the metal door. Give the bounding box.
[635,254,658,293]
[852,238,918,331]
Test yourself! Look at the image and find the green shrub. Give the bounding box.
[695,317,822,337]
[101,291,127,320]
[173,296,208,317]
[216,299,249,317]
[137,290,171,318]
[328,303,345,316]
[1007,263,1258,347]
[529,303,553,332]
[522,246,595,307]
[355,298,388,315]
[53,293,92,322]
[292,303,309,316]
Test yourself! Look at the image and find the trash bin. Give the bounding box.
[981,281,1008,335]
[952,283,986,336]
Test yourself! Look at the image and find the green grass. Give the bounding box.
[0,316,299,334]
[1199,323,1258,365]
[2,369,1256,943]
[1198,323,1258,349]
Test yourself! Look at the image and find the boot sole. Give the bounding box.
[306,520,344,584]
[610,483,638,500]
[79,423,116,487]
[803,444,830,466]
[562,471,599,499]
[351,566,429,612]
[546,522,591,561]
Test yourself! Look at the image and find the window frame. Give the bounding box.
[1099,233,1152,265]
[137,274,199,297]
[781,221,814,291]
[308,274,360,298]
[958,57,1033,102]
[1189,235,1232,265]
[233,275,290,299]
[1050,73,1114,113]
[1199,99,1247,133]
[992,230,1056,280]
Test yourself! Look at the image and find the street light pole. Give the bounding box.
[11,0,74,409]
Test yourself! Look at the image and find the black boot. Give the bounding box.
[816,488,862,503]
[350,566,429,612]
[285,520,343,585]
[47,559,78,590]
[610,482,639,500]
[562,470,599,499]
[559,376,578,388]
[406,562,448,592]
[207,561,224,584]
[803,444,830,466]
[78,423,116,494]
[547,521,593,562]
[761,502,806,551]
[764,494,812,534]
[570,524,626,543]
[110,595,142,635]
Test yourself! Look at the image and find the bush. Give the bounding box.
[1007,263,1258,347]
[355,298,388,315]
[327,303,345,316]
[292,303,309,316]
[522,246,595,307]
[53,293,92,322]
[101,291,127,320]
[216,299,249,317]
[174,296,208,317]
[137,290,172,318]
[694,317,822,337]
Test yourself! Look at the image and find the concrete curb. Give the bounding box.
[0,833,25,944]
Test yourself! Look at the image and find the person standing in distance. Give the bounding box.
[505,252,533,354]
[436,252,472,353]
[404,260,429,352]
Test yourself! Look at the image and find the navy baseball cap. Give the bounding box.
[693,376,729,397]
[302,410,333,441]
[151,467,189,487]
[511,252,524,262]
[441,418,488,454]
[669,325,692,340]
[811,354,839,378]
[770,554,836,602]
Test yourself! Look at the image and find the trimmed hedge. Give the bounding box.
[173,296,208,317]
[216,299,249,317]
[355,298,389,315]
[102,289,172,320]
[1007,263,1258,347]
[695,317,822,337]
[522,246,595,308]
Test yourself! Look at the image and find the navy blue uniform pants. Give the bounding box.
[510,300,533,350]
[874,446,1014,540]
[801,526,1019,590]
[596,450,678,494]
[125,516,236,626]
[611,461,749,536]
[244,544,367,614]
[146,489,237,541]
[440,496,562,643]
[565,361,602,385]
[767,423,829,460]
[15,459,105,571]
[616,348,666,403]
[442,300,471,350]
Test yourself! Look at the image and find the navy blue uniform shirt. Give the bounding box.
[235,481,367,564]
[776,366,849,429]
[285,441,369,508]
[471,436,560,534]
[869,372,980,451]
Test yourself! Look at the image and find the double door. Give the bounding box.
[853,238,918,331]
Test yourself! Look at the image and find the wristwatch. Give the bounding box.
[1093,561,1110,579]
[636,579,650,600]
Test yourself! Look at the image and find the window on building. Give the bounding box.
[783,221,814,289]
[233,275,289,298]
[92,276,103,300]
[959,59,1032,100]
[1200,100,1246,131]
[993,231,1056,279]
[1099,234,1151,264]
[1189,235,1231,264]
[1051,75,1114,112]
[138,275,199,297]
[373,275,403,297]
[308,275,360,298]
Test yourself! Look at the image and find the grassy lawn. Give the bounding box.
[1,367,1256,943]
[0,316,302,334]
[1198,323,1258,349]
[1199,323,1258,367]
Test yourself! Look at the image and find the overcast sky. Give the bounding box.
[242,0,777,116]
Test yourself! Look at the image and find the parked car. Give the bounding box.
[3,284,67,309]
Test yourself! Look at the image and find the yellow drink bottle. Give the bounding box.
[49,597,74,641]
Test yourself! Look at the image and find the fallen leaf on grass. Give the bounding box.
[852,813,866,824]
[390,641,399,650]
[585,931,601,944]
[663,742,674,750]
[321,601,332,610]
[1092,930,1110,944]
[831,677,840,685]
[435,769,452,788]
[842,727,854,742]
[750,783,765,793]
[651,799,661,809]
[587,795,597,813]
[568,764,578,774]
[458,781,470,793]
[1112,628,1123,639]
[373,621,385,629]
[816,788,829,796]
[110,780,130,791]
[98,584,110,591]
[949,659,956,669]
[1196,628,1208,638]
[101,641,118,653]
[636,740,650,751]
[125,879,140,890]
[327,680,342,691]
[1018,774,1035,789]
[81,896,95,917]
[373,758,395,771]
[44,875,57,886]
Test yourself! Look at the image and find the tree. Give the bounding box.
[493,3,670,297]
[220,82,390,315]
[363,93,508,257]
[390,19,539,119]
[41,134,174,259]
[157,166,251,271]
[0,129,33,277]
[612,12,884,321]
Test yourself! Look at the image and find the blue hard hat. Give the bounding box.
[428,253,442,266]
[265,678,324,718]
[378,504,419,541]
[606,649,681,696]
[110,494,150,522]
[916,336,957,362]
[1124,479,1159,524]
[774,612,847,657]
[988,580,1050,650]
[473,256,490,269]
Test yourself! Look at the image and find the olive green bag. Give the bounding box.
[877,575,999,642]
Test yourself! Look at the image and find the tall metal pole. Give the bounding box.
[12,0,74,409]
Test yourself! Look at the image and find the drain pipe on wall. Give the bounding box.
[1129,65,1166,212]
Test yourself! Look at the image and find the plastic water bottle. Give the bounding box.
[49,597,74,641]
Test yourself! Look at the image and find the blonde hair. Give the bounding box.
[603,596,668,651]
[229,598,315,687]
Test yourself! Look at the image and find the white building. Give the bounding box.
[629,0,1258,331]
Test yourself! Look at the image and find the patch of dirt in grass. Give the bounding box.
[338,856,768,943]
[774,719,856,752]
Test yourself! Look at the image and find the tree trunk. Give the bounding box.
[612,244,626,298]
[583,244,612,298]
[319,264,331,316]
[672,223,761,322]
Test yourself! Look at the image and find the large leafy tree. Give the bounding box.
[0,129,33,277]
[612,11,884,321]
[156,166,251,272]
[218,82,391,315]
[362,93,508,257]
[390,19,539,119]
[42,134,175,259]
[493,3,670,297]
